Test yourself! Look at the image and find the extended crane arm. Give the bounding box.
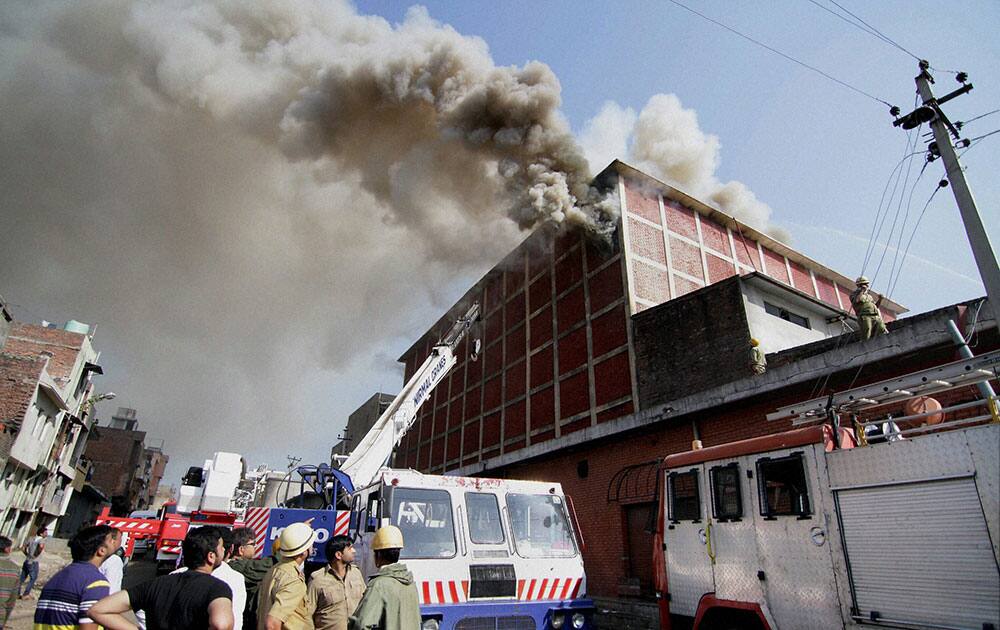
[339,303,481,490]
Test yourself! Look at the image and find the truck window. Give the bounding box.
[465,492,504,544]
[668,470,700,522]
[506,493,576,558]
[756,453,811,518]
[710,464,743,520]
[391,488,456,559]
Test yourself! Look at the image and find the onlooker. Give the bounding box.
[309,536,366,630]
[100,542,127,594]
[19,526,48,599]
[32,525,118,630]
[348,526,420,630]
[89,526,234,630]
[212,528,247,630]
[228,528,276,630]
[0,536,19,627]
[259,522,316,630]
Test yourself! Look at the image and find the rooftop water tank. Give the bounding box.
[63,320,91,335]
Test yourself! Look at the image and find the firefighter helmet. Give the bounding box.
[277,522,315,558]
[372,525,404,551]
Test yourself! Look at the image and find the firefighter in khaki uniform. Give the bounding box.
[308,536,366,630]
[260,522,317,630]
[349,526,421,630]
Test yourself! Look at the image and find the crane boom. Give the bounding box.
[339,303,480,490]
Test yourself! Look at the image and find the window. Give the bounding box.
[668,470,700,522]
[390,487,456,559]
[757,454,811,518]
[465,492,504,544]
[710,464,743,520]
[506,493,577,558]
[763,301,811,329]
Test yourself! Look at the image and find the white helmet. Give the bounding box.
[277,522,315,559]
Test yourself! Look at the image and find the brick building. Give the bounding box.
[139,445,169,509]
[332,392,395,461]
[0,320,106,543]
[393,160,997,620]
[85,407,148,515]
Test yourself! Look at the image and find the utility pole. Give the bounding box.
[895,60,1000,324]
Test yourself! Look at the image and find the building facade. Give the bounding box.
[332,392,395,461]
[396,161,903,474]
[84,407,148,515]
[0,320,106,543]
[391,161,1000,622]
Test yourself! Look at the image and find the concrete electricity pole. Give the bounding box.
[895,61,1000,324]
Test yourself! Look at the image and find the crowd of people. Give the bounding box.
[1,521,420,630]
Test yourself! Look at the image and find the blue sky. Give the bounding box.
[360,0,999,315]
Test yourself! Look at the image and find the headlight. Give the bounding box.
[421,619,440,630]
[551,612,565,629]
[571,612,586,629]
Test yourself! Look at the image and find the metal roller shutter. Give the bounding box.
[836,476,1000,629]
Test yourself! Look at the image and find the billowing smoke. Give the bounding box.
[1,0,777,480]
[580,94,789,241]
[0,0,620,478]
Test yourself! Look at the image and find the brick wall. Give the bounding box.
[632,277,751,409]
[617,175,894,321]
[84,426,146,505]
[0,353,46,460]
[397,226,635,473]
[4,324,85,381]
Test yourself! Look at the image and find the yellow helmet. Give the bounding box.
[371,525,404,551]
[855,275,870,286]
[277,522,316,559]
[750,338,760,347]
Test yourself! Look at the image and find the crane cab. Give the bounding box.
[351,469,593,630]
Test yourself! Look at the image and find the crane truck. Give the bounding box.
[242,303,594,630]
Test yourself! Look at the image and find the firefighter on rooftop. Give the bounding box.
[850,276,888,340]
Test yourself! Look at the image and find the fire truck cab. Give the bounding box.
[660,353,1000,630]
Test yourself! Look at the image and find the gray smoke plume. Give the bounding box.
[580,94,789,241]
[0,0,613,480]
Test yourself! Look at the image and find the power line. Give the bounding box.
[664,0,894,107]
[826,0,921,61]
[871,123,922,287]
[861,147,923,272]
[887,181,946,298]
[968,127,1000,143]
[959,108,1000,127]
[885,159,930,295]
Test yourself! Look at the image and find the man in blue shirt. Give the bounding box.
[33,525,120,630]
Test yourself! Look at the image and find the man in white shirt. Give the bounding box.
[213,529,247,630]
[100,546,126,593]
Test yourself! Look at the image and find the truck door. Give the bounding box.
[751,447,841,629]
[664,467,715,617]
[463,491,517,600]
[703,460,765,605]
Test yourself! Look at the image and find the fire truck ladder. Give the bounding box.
[766,348,1000,436]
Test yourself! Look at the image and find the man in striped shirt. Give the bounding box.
[33,525,120,630]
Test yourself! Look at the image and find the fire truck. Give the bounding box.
[243,303,593,630]
[97,451,245,571]
[657,350,1000,630]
